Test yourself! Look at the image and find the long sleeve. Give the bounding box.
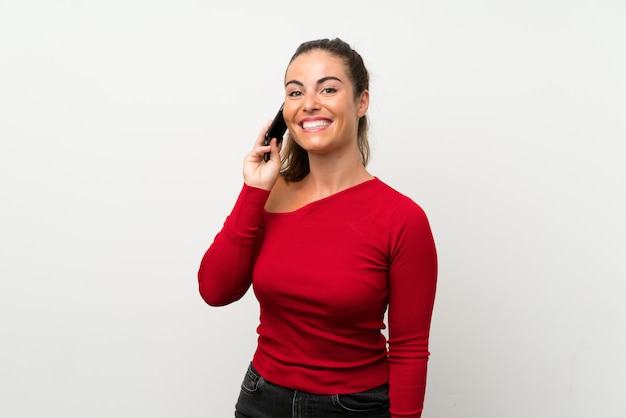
[386,201,438,417]
[198,183,270,306]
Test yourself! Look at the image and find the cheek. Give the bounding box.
[287,132,301,147]
[286,129,305,148]
[282,108,298,130]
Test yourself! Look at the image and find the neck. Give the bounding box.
[304,152,373,199]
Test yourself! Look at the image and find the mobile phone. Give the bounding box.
[263,103,288,162]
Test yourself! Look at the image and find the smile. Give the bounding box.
[302,120,331,130]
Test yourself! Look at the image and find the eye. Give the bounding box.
[287,90,303,97]
[322,87,337,94]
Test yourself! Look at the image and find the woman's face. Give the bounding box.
[282,49,368,158]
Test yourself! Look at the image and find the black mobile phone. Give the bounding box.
[263,103,288,162]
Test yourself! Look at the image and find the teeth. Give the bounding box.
[302,120,330,129]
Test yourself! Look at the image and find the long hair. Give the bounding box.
[280,38,370,182]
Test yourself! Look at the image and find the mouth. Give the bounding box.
[301,120,331,130]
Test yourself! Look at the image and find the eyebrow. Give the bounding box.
[285,76,344,88]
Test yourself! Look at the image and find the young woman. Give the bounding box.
[198,38,438,418]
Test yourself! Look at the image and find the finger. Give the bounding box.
[255,120,273,146]
[269,137,285,163]
[247,144,271,162]
[260,137,276,163]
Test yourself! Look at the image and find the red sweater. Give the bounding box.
[198,178,437,417]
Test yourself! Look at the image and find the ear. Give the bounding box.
[356,90,370,118]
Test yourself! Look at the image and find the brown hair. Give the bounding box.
[280,38,370,182]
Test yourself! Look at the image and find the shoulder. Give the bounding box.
[371,178,426,214]
[264,175,307,213]
[370,180,437,260]
[367,179,434,242]
[264,176,286,212]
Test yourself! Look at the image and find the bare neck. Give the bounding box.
[303,152,373,200]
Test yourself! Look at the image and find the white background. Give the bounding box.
[1,1,625,417]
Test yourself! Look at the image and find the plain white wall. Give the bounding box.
[1,1,624,417]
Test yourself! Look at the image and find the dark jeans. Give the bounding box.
[234,363,390,418]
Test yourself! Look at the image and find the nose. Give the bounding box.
[302,94,320,113]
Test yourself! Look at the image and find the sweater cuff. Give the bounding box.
[225,183,271,235]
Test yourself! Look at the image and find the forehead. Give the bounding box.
[285,49,348,81]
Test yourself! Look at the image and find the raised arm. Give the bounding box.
[197,122,282,306]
